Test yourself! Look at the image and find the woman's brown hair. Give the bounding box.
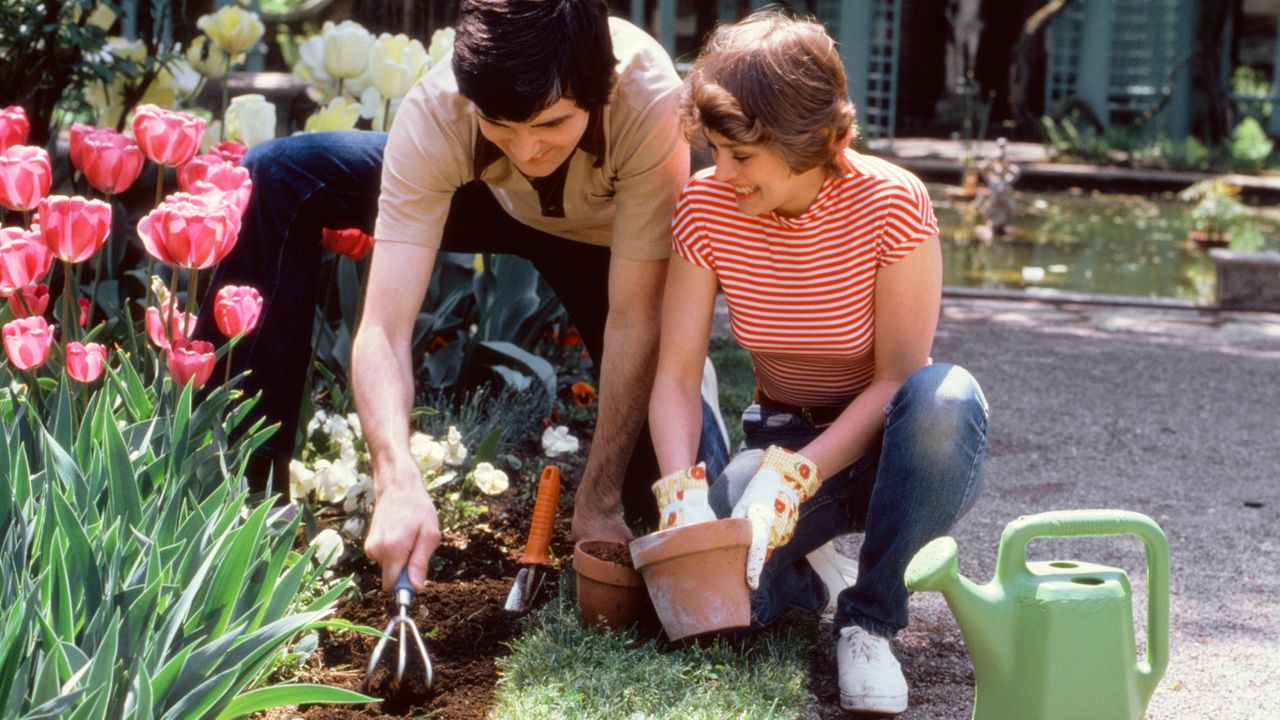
[680,10,856,176]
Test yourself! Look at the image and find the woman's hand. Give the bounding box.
[652,463,717,530]
[731,445,822,588]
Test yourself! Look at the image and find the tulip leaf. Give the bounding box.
[102,398,143,529]
[203,501,271,637]
[106,361,151,422]
[157,666,239,720]
[212,684,377,720]
[476,341,557,400]
[21,689,85,720]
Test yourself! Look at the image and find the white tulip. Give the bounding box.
[303,96,361,133]
[428,27,456,65]
[226,94,276,148]
[369,33,429,100]
[321,20,374,80]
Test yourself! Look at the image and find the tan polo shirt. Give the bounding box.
[374,17,688,261]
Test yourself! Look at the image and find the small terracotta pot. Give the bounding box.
[629,517,752,640]
[573,540,652,629]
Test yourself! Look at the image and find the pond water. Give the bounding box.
[931,185,1280,303]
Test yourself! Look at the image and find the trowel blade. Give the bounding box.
[503,565,545,612]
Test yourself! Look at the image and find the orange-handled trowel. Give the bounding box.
[503,465,561,612]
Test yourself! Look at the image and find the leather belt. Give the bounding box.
[753,387,845,428]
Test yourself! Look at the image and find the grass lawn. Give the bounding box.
[708,337,755,451]
[491,583,816,719]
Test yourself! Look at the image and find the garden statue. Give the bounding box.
[976,137,1020,238]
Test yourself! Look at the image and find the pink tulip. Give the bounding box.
[0,145,52,212]
[78,129,145,195]
[136,192,241,269]
[209,140,248,165]
[0,107,30,152]
[213,285,263,337]
[146,301,197,349]
[6,284,48,317]
[69,123,95,171]
[321,227,375,261]
[2,316,53,370]
[131,105,205,167]
[167,338,216,387]
[191,171,252,218]
[65,341,107,383]
[38,195,112,263]
[0,227,53,294]
[178,153,232,193]
[78,297,90,327]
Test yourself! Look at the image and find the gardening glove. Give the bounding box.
[652,463,717,531]
[731,445,822,589]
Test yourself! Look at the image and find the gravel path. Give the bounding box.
[713,297,1280,719]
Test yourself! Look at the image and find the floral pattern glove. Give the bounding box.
[730,445,822,589]
[651,463,717,531]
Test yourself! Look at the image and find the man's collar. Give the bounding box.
[472,107,606,177]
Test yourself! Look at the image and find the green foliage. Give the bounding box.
[1228,117,1275,171]
[1231,66,1272,122]
[0,353,375,718]
[1147,134,1211,171]
[1040,116,1139,165]
[0,0,189,142]
[1179,178,1246,237]
[492,581,813,719]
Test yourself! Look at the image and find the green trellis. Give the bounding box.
[1045,0,1196,138]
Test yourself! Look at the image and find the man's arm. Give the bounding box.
[571,254,668,542]
[354,239,440,592]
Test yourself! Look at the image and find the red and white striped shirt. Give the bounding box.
[672,151,937,407]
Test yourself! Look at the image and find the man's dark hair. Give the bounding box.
[453,0,618,121]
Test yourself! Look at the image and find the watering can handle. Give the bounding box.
[995,510,1169,692]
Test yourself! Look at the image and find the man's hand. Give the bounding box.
[571,489,632,543]
[731,446,822,589]
[652,463,716,530]
[363,460,441,592]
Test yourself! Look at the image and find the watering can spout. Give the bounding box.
[905,537,1012,678]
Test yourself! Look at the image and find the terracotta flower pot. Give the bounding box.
[629,517,752,640]
[573,540,653,630]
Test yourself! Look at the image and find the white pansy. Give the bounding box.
[470,462,509,495]
[321,20,374,80]
[444,426,468,466]
[542,425,580,457]
[311,457,358,503]
[307,408,328,434]
[345,412,363,437]
[341,515,367,542]
[427,27,455,65]
[343,473,374,513]
[409,432,446,474]
[309,529,345,565]
[226,93,276,148]
[324,412,354,446]
[289,459,316,498]
[369,33,429,100]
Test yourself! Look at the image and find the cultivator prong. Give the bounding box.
[364,568,434,695]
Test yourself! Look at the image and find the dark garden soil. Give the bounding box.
[262,486,579,720]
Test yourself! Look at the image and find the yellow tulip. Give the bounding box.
[186,35,241,80]
[369,33,429,100]
[196,6,265,57]
[304,97,361,133]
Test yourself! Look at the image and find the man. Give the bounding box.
[198,0,727,592]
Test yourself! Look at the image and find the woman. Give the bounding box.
[647,12,989,715]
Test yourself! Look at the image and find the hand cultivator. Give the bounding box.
[364,567,434,695]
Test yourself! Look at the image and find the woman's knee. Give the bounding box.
[886,363,988,446]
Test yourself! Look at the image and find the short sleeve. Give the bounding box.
[876,169,938,267]
[670,182,716,271]
[373,71,472,247]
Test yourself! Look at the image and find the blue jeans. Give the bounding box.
[194,131,727,522]
[708,363,988,637]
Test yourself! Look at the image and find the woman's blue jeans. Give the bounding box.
[193,131,727,523]
[708,363,988,637]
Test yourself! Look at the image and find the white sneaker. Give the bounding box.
[837,625,908,715]
[806,541,858,616]
[700,356,730,450]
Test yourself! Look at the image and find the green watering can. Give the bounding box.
[905,509,1169,720]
